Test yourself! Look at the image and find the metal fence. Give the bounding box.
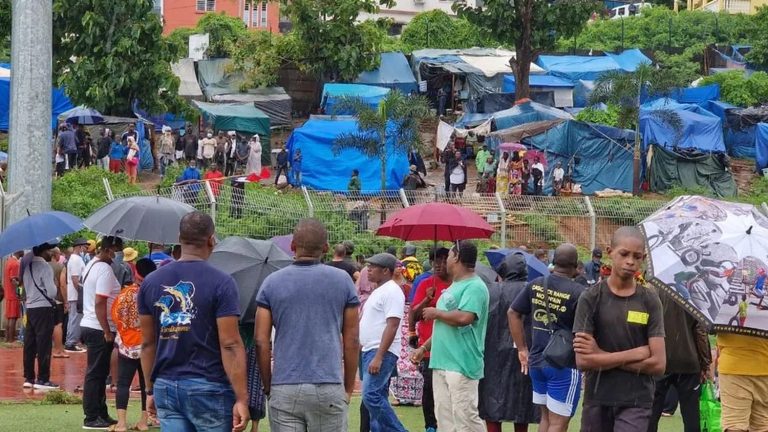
[103,179,669,252]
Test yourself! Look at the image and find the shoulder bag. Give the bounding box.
[542,276,577,369]
[28,263,57,309]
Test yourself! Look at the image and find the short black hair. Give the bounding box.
[179,212,215,247]
[101,236,121,250]
[434,247,450,260]
[135,258,157,278]
[452,241,477,268]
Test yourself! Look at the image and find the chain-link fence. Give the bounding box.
[103,179,669,253]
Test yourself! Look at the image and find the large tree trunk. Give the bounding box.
[513,0,534,101]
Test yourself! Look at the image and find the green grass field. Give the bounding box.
[0,397,683,431]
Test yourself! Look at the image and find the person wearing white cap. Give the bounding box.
[246,134,262,176]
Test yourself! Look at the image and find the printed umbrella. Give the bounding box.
[376,202,494,242]
[485,248,550,282]
[208,237,293,324]
[84,196,196,244]
[0,211,83,256]
[640,195,768,338]
[59,105,104,125]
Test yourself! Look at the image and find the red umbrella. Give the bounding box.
[376,202,495,241]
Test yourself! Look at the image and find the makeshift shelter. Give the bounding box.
[639,102,725,153]
[573,80,596,108]
[536,49,651,81]
[484,120,565,152]
[757,123,768,172]
[194,101,271,163]
[493,101,573,130]
[523,120,635,194]
[285,116,409,191]
[649,145,737,197]
[171,59,204,100]
[320,84,390,114]
[0,76,74,131]
[502,74,575,107]
[724,107,768,161]
[355,52,418,94]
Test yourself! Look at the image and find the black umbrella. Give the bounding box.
[208,236,293,324]
[85,196,196,244]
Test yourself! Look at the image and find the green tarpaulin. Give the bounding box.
[649,145,737,197]
[194,101,271,164]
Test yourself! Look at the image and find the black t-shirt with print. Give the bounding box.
[326,260,358,281]
[511,274,584,368]
[573,281,665,408]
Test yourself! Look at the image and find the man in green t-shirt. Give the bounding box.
[411,240,489,432]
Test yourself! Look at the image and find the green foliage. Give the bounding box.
[230,30,292,89]
[158,165,184,190]
[278,0,393,81]
[521,215,563,246]
[744,7,768,68]
[52,0,187,116]
[700,70,768,107]
[575,103,620,127]
[165,27,198,60]
[566,7,758,52]
[654,44,705,88]
[195,13,248,58]
[331,91,431,189]
[0,0,8,60]
[40,390,81,405]
[0,134,7,152]
[52,167,141,218]
[399,10,497,51]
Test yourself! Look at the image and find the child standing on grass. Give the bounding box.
[572,226,667,432]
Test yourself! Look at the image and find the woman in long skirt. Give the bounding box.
[496,151,510,194]
[246,135,262,176]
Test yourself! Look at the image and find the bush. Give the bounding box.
[700,70,768,107]
[41,390,81,405]
[575,104,621,127]
[52,167,142,219]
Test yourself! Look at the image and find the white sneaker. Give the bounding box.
[33,381,60,390]
[22,381,33,389]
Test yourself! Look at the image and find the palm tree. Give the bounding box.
[332,90,432,191]
[589,64,682,195]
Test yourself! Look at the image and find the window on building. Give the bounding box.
[243,1,250,26]
[196,0,215,12]
[261,2,268,27]
[152,0,162,15]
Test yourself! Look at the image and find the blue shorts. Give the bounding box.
[530,366,582,417]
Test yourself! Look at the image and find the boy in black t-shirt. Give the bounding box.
[573,226,666,432]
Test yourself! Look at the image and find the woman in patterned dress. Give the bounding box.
[389,263,424,405]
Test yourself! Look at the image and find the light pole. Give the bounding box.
[7,0,53,223]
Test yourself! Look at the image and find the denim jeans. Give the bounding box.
[154,377,235,432]
[361,350,407,432]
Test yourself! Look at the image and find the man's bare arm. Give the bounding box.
[508,309,528,352]
[619,337,667,375]
[342,306,360,397]
[254,307,273,394]
[574,332,651,371]
[217,316,248,403]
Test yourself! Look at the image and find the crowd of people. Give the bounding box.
[3,215,768,432]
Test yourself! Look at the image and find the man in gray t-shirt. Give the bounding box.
[255,219,360,432]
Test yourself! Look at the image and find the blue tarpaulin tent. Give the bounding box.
[705,100,736,123]
[502,74,575,107]
[573,80,596,108]
[523,120,634,194]
[285,116,409,191]
[0,77,74,131]
[640,105,725,153]
[321,84,390,114]
[536,49,651,81]
[757,123,768,172]
[494,101,573,130]
[356,52,418,94]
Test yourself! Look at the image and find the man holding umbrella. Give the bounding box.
[22,242,60,390]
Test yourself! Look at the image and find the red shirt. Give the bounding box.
[203,170,224,197]
[3,256,19,301]
[412,275,451,357]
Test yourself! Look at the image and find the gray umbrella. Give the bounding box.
[208,236,293,324]
[84,196,196,244]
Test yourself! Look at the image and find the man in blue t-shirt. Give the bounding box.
[138,212,249,432]
[509,243,584,432]
[255,218,360,432]
[144,243,171,267]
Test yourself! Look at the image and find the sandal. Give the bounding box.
[129,424,148,432]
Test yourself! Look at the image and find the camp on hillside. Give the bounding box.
[724,106,768,162]
[355,52,418,94]
[639,99,726,153]
[194,101,271,164]
[536,49,652,82]
[285,115,409,191]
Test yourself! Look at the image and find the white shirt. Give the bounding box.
[66,254,85,302]
[553,167,565,182]
[359,280,405,356]
[80,260,121,332]
[449,163,465,185]
[533,162,544,174]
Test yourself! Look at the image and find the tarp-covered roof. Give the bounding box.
[356,52,417,94]
[537,48,651,81]
[502,75,575,107]
[285,116,409,191]
[640,105,725,153]
[485,120,565,151]
[493,101,573,130]
[194,101,270,138]
[171,59,204,99]
[321,83,390,114]
[757,123,768,172]
[0,76,74,131]
[412,48,545,75]
[641,98,719,118]
[649,145,737,197]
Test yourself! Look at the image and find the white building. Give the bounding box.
[359,0,479,26]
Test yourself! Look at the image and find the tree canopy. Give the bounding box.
[166,13,248,60]
[700,70,768,107]
[0,0,9,60]
[399,10,497,52]
[745,7,768,68]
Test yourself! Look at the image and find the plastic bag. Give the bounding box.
[700,380,722,432]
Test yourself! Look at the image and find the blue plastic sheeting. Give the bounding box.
[321,84,390,114]
[523,120,634,194]
[0,77,74,131]
[501,74,574,93]
[285,116,409,191]
[725,127,756,159]
[673,85,720,105]
[133,102,186,132]
[455,112,493,128]
[356,52,418,94]
[641,98,719,118]
[494,101,572,130]
[640,107,725,153]
[757,123,768,172]
[573,80,596,108]
[537,49,651,81]
[705,100,736,123]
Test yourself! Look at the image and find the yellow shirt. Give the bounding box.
[717,333,768,376]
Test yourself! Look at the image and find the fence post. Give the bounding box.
[302,186,314,217]
[584,196,596,252]
[203,180,217,224]
[102,178,114,201]
[495,192,506,249]
[399,189,410,207]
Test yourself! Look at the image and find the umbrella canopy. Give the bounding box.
[640,195,768,338]
[475,262,499,286]
[0,211,83,256]
[84,196,196,244]
[59,105,104,125]
[208,237,293,324]
[497,143,547,168]
[376,203,494,242]
[269,234,294,257]
[485,248,550,282]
